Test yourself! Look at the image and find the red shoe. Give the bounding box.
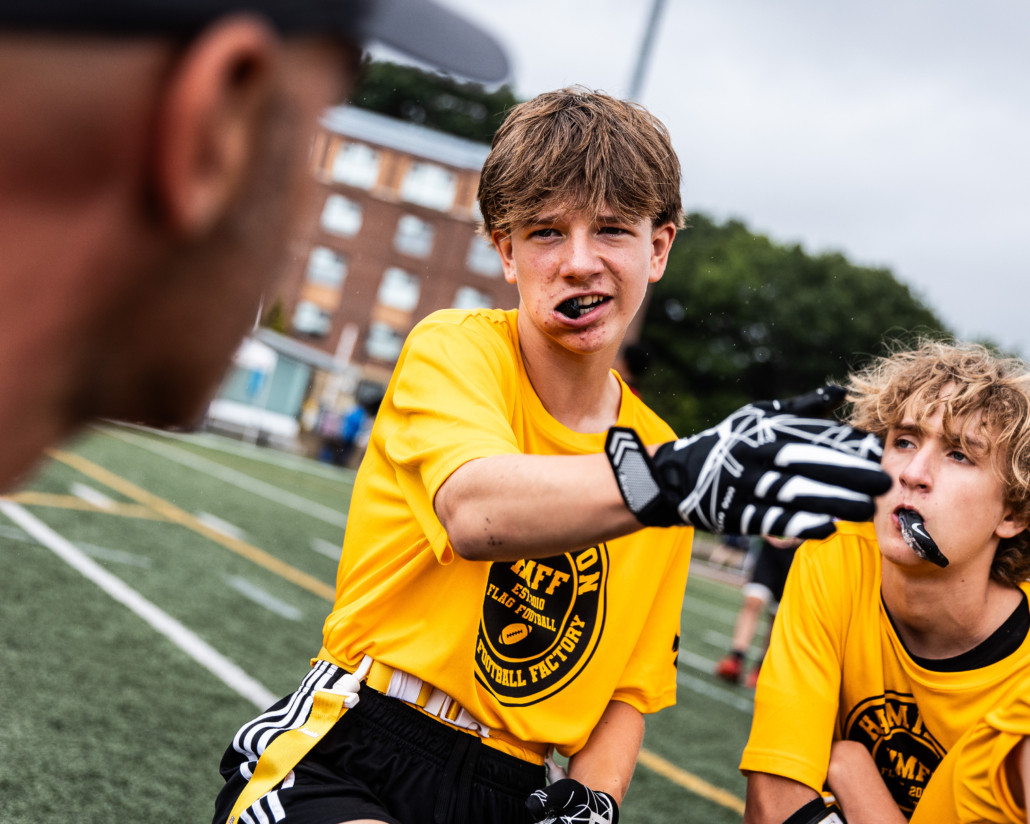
[715,654,743,684]
[746,662,762,689]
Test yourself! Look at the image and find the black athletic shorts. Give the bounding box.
[213,662,546,824]
[747,540,797,605]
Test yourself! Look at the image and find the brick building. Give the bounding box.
[276,106,519,392]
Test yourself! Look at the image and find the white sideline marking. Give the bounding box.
[682,595,740,625]
[197,511,246,541]
[310,537,342,561]
[70,482,116,511]
[677,672,754,714]
[77,542,152,569]
[99,426,349,527]
[0,501,276,710]
[226,576,303,621]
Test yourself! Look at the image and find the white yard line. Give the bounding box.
[682,595,740,626]
[310,537,342,561]
[0,501,277,710]
[102,422,355,483]
[77,542,152,569]
[677,672,754,714]
[701,629,764,659]
[197,511,247,541]
[679,649,720,673]
[70,482,116,511]
[98,426,349,528]
[225,576,303,621]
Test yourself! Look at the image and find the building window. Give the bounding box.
[401,162,456,211]
[376,267,421,312]
[466,236,504,277]
[320,194,363,237]
[305,246,347,288]
[453,286,492,310]
[393,214,435,258]
[331,142,380,189]
[365,322,406,362]
[293,301,332,337]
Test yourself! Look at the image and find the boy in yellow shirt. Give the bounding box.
[741,342,1030,824]
[213,89,889,824]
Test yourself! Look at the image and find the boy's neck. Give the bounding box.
[517,311,624,434]
[880,560,1024,660]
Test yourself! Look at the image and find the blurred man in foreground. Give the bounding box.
[0,0,506,491]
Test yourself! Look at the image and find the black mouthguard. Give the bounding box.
[556,299,580,319]
[897,509,949,568]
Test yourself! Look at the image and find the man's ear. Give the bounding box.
[154,15,279,237]
[996,508,1029,540]
[492,230,516,285]
[648,221,676,284]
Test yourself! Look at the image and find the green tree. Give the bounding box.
[639,214,949,436]
[352,60,519,144]
[261,298,289,335]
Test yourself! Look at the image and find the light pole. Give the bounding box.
[628,0,668,101]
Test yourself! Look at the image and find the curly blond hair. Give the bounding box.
[477,88,684,236]
[847,340,1030,585]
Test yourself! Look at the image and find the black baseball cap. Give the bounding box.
[0,0,509,82]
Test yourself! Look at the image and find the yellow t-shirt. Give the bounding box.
[913,673,1030,824]
[740,521,1030,819]
[322,308,694,756]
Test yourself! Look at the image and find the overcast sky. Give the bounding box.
[376,0,1030,353]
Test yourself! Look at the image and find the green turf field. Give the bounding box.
[0,424,764,823]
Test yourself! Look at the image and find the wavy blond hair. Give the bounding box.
[847,340,1030,585]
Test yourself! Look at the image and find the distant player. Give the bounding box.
[741,341,1030,824]
[715,534,802,688]
[213,89,888,824]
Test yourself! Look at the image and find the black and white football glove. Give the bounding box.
[605,385,890,540]
[526,778,619,824]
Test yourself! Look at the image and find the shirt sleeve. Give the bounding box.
[739,539,847,792]
[610,528,695,715]
[383,318,522,564]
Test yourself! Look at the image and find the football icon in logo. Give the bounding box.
[500,623,530,645]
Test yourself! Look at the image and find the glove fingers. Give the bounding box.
[736,504,838,540]
[756,442,892,496]
[745,469,877,522]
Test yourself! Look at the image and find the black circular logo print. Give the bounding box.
[845,692,946,815]
[475,545,609,706]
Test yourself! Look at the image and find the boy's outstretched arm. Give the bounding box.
[437,452,640,562]
[437,392,890,563]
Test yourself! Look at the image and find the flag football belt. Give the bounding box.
[225,648,548,824]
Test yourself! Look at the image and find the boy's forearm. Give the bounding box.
[567,700,645,804]
[435,452,645,562]
[826,741,907,824]
[744,772,819,824]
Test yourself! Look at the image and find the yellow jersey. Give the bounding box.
[322,308,694,757]
[913,672,1030,824]
[740,521,1030,818]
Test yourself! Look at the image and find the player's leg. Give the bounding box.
[717,587,770,684]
